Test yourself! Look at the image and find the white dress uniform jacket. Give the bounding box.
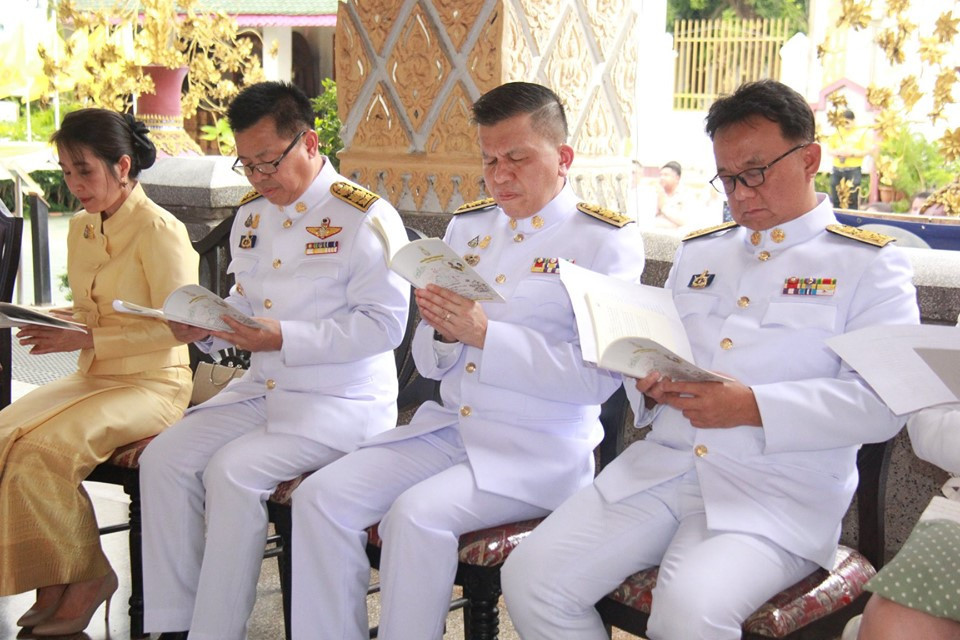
[597,194,919,567]
[362,184,645,510]
[193,159,410,451]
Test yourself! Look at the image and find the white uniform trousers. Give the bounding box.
[140,398,343,640]
[291,427,548,640]
[502,470,817,640]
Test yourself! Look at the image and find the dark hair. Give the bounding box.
[704,79,815,144]
[661,160,682,177]
[227,81,315,138]
[471,82,568,144]
[51,108,156,180]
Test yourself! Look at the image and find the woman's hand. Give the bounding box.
[17,325,94,354]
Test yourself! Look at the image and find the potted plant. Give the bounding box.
[876,125,959,209]
[40,0,264,155]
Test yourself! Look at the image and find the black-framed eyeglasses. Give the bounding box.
[232,130,308,177]
[709,143,809,195]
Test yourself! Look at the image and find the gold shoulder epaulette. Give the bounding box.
[683,221,739,241]
[454,197,497,215]
[576,202,634,228]
[826,223,895,247]
[238,189,262,207]
[331,181,379,212]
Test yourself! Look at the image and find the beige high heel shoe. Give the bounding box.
[15,586,66,628]
[31,569,118,637]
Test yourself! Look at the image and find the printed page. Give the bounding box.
[389,237,505,302]
[160,285,265,332]
[559,259,689,364]
[826,324,960,415]
[115,285,264,333]
[598,336,730,382]
[0,302,87,333]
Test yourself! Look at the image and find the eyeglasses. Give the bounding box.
[709,143,809,194]
[232,130,307,177]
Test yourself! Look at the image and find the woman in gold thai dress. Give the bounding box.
[0,108,197,636]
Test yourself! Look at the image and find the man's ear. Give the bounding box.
[803,142,822,180]
[558,144,575,177]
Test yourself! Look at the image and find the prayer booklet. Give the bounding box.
[0,302,87,333]
[113,284,264,333]
[367,216,504,302]
[558,260,728,382]
[826,324,960,415]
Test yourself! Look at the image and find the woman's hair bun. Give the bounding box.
[123,113,158,169]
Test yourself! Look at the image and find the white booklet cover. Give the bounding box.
[367,216,504,302]
[114,284,264,333]
[558,259,728,382]
[0,302,87,333]
[826,323,960,415]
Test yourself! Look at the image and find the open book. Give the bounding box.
[826,323,960,415]
[113,284,264,333]
[0,302,87,333]
[559,260,728,382]
[367,216,504,302]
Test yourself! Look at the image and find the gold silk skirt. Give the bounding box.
[0,366,191,595]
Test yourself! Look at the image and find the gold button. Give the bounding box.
[720,338,733,350]
[771,228,785,243]
[283,219,293,229]
[758,250,770,261]
[460,405,472,417]
[737,296,750,308]
[266,379,277,390]
[264,299,273,309]
[273,258,282,269]
[465,362,477,373]
[495,274,506,284]
[509,219,517,230]
[514,233,524,243]
[694,444,708,458]
[236,283,245,296]
[750,231,761,246]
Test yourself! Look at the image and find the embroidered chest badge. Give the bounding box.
[307,217,342,239]
[239,231,257,249]
[531,257,561,274]
[783,277,837,296]
[688,270,715,288]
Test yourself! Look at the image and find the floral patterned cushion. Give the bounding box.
[102,436,156,469]
[366,518,545,567]
[606,545,875,638]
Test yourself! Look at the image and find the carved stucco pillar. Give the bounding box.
[335,0,639,214]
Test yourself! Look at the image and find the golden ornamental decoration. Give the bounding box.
[40,0,263,118]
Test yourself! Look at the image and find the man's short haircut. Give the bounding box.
[662,160,682,177]
[227,81,316,138]
[704,79,815,144]
[471,82,568,144]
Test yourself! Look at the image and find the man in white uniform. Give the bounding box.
[502,79,920,640]
[139,82,409,639]
[290,82,645,640]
